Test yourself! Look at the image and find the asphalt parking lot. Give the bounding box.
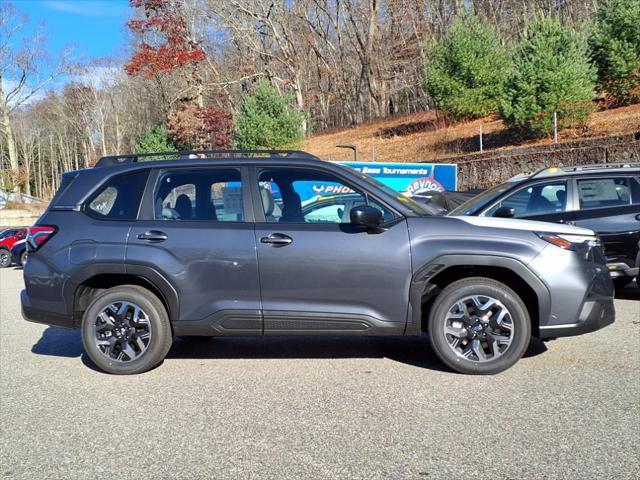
[0,267,638,480]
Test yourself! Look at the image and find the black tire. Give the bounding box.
[81,285,173,375]
[613,277,631,290]
[427,277,531,375]
[19,250,27,266]
[0,249,10,268]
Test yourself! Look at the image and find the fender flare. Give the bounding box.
[407,254,551,334]
[64,263,179,327]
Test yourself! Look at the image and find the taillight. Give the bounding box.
[26,226,57,252]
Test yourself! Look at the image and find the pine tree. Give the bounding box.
[589,0,640,105]
[423,13,510,120]
[135,126,178,154]
[500,17,596,137]
[235,80,305,149]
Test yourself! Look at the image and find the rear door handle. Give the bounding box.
[260,233,293,246]
[137,230,168,242]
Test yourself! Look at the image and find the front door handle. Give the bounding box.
[260,233,293,246]
[137,230,168,242]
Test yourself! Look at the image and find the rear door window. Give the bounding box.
[154,168,244,222]
[86,170,148,220]
[577,177,631,209]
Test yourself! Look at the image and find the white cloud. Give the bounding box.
[41,0,125,18]
[72,65,123,89]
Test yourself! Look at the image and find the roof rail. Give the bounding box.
[94,149,319,168]
[529,161,640,178]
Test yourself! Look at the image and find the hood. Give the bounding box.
[452,216,595,236]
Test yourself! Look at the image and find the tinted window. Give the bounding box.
[87,171,148,220]
[257,168,395,224]
[631,177,640,204]
[577,177,631,209]
[154,169,244,222]
[485,181,567,217]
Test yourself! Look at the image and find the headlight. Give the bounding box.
[535,232,599,251]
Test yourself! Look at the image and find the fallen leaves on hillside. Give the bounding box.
[304,104,640,162]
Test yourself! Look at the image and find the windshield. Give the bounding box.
[341,165,433,216]
[449,181,514,216]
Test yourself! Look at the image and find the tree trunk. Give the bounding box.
[0,79,21,194]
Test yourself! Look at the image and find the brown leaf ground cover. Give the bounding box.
[303,104,640,162]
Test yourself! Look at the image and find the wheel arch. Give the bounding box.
[408,255,551,339]
[66,264,179,328]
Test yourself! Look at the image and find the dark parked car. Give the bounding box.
[450,163,640,290]
[22,150,614,375]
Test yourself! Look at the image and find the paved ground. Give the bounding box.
[0,267,638,480]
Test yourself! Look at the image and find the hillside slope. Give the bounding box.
[304,104,640,162]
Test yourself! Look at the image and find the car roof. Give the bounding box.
[93,150,325,169]
[508,161,640,182]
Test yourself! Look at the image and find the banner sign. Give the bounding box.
[340,162,457,197]
[260,162,458,204]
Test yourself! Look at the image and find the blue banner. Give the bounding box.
[340,162,457,196]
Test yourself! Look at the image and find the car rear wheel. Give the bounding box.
[0,249,10,268]
[19,250,27,266]
[81,285,173,374]
[428,277,531,375]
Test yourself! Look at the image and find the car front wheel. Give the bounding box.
[0,249,10,268]
[428,277,531,375]
[81,285,173,374]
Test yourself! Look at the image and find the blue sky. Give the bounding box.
[12,0,132,61]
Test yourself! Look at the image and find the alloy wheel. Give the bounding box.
[93,301,152,363]
[0,251,9,268]
[443,295,514,362]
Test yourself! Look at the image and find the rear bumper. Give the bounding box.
[539,297,615,339]
[21,289,74,329]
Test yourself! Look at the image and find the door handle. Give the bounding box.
[636,214,640,221]
[260,233,293,246]
[137,230,168,242]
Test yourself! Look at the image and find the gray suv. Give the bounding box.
[21,150,615,375]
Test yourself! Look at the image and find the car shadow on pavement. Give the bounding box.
[30,327,547,373]
[615,283,639,301]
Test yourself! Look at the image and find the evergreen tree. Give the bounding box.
[135,125,178,154]
[589,0,640,105]
[235,80,305,149]
[423,13,510,120]
[500,17,596,137]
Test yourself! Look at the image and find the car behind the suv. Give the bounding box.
[21,150,615,375]
[450,163,640,290]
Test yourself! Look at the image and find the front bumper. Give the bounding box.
[539,297,615,339]
[21,289,74,329]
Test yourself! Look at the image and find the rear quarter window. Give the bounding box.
[85,170,148,220]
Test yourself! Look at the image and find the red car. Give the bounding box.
[0,227,27,268]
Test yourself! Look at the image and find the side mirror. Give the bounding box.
[350,205,383,229]
[493,206,516,218]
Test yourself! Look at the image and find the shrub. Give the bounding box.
[589,0,640,105]
[500,17,596,137]
[135,125,178,154]
[168,103,234,150]
[423,13,510,120]
[234,80,305,149]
